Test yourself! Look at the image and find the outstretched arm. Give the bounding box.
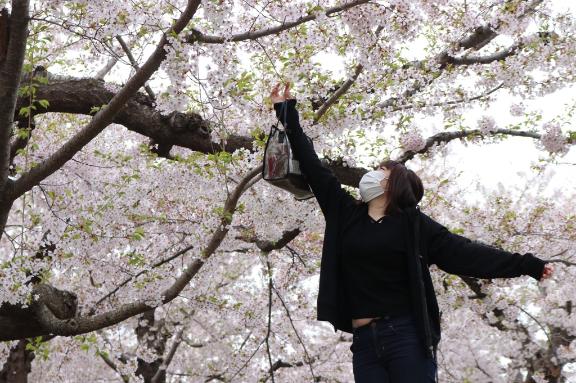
[421,212,548,281]
[270,84,357,218]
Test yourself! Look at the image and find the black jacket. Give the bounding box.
[273,99,547,358]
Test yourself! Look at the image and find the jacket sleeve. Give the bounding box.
[273,99,357,218]
[421,212,546,281]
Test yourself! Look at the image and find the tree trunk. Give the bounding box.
[134,309,168,383]
[0,2,29,213]
[0,340,35,383]
[0,199,12,241]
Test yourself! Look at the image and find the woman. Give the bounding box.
[269,82,554,382]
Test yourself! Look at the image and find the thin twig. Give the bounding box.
[116,35,156,100]
[272,285,317,381]
[91,242,195,312]
[228,338,266,381]
[513,303,560,363]
[388,82,504,113]
[264,257,275,383]
[151,326,185,383]
[98,351,130,383]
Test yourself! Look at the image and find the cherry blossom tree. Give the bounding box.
[0,0,575,382]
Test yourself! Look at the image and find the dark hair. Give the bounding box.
[377,159,424,215]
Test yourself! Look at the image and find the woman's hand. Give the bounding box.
[541,263,554,280]
[270,82,293,104]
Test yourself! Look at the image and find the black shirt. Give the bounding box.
[342,212,413,318]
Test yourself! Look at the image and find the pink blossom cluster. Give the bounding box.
[509,103,526,117]
[540,121,568,155]
[477,115,498,134]
[400,129,427,152]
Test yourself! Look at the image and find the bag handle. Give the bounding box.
[274,100,290,133]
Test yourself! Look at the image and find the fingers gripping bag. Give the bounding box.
[262,101,314,200]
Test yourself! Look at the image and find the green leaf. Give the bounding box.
[18,106,32,118]
[37,99,50,109]
[35,76,49,85]
[90,104,107,114]
[131,227,145,241]
[30,213,42,226]
[450,227,465,235]
[126,252,145,267]
[80,218,93,234]
[16,128,30,139]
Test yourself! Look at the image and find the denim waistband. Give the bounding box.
[352,313,415,334]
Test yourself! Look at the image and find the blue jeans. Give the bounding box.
[350,314,437,382]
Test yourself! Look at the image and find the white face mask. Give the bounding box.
[359,169,387,203]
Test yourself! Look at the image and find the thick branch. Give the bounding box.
[311,25,384,123]
[314,65,363,124]
[375,25,503,110]
[0,2,29,210]
[186,0,371,44]
[454,0,543,52]
[455,25,497,51]
[236,227,301,252]
[95,55,120,80]
[9,76,221,163]
[395,128,542,163]
[9,0,202,201]
[449,42,522,66]
[0,284,77,341]
[0,201,12,243]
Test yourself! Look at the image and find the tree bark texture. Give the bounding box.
[0,340,35,383]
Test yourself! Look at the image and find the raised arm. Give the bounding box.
[421,212,547,281]
[270,90,356,218]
